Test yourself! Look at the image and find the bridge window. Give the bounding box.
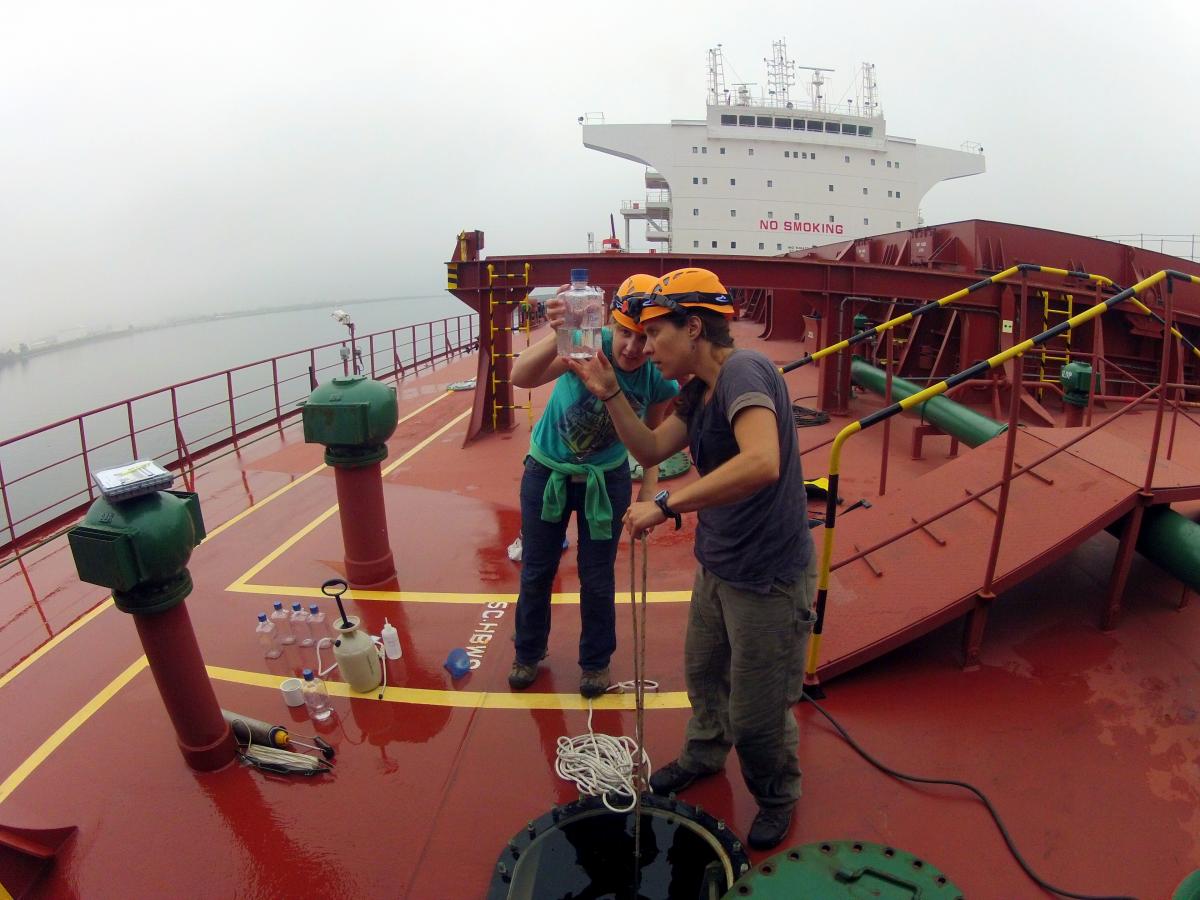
[825,122,840,133]
[806,120,822,131]
[774,117,792,129]
[721,114,737,126]
[756,116,772,127]
[842,124,856,134]
[739,115,754,126]
[860,126,873,137]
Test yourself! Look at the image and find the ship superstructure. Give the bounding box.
[583,41,985,254]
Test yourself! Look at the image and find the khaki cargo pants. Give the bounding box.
[677,564,817,809]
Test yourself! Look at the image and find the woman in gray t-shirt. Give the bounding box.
[566,267,816,852]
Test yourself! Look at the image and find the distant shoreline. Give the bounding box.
[1,293,443,367]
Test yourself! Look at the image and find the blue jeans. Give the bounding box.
[513,457,632,671]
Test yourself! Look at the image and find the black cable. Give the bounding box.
[799,691,1138,900]
[792,403,830,427]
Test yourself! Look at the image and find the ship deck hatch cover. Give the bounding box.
[487,794,750,899]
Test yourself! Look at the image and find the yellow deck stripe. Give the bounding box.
[0,879,11,900]
[0,392,460,689]
[204,389,455,541]
[206,664,689,710]
[225,583,691,604]
[0,656,147,806]
[227,409,470,589]
[0,600,113,692]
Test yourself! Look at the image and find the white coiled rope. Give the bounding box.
[554,536,654,818]
[555,702,651,813]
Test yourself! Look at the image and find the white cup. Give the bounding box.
[280,677,305,707]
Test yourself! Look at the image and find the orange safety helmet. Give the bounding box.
[639,268,734,322]
[611,273,657,333]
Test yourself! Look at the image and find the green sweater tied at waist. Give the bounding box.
[528,442,626,541]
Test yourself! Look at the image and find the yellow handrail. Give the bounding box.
[804,268,1200,687]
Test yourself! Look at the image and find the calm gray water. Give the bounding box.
[0,294,473,539]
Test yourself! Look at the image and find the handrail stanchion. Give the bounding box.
[271,358,282,426]
[0,458,21,551]
[78,419,94,501]
[226,371,239,449]
[391,329,400,380]
[126,400,139,458]
[1143,276,1176,493]
[878,326,893,496]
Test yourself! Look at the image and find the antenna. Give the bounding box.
[732,83,756,107]
[796,65,835,112]
[861,62,880,116]
[764,39,795,106]
[706,45,726,105]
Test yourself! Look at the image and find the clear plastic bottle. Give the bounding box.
[305,604,326,647]
[289,602,309,644]
[256,613,282,659]
[301,668,333,721]
[556,268,604,359]
[271,601,294,645]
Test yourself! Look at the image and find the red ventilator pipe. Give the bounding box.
[333,462,397,588]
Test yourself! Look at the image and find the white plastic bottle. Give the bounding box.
[381,618,402,660]
[556,268,604,359]
[256,613,282,659]
[271,601,294,645]
[301,668,333,721]
[305,604,326,647]
[289,602,309,645]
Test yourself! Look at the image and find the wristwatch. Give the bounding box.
[654,490,682,530]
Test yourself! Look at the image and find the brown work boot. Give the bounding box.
[747,805,794,850]
[508,660,539,690]
[579,667,611,699]
[648,759,714,796]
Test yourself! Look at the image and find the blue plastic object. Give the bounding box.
[444,648,471,678]
[569,268,588,283]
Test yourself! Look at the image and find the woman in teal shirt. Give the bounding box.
[508,275,678,697]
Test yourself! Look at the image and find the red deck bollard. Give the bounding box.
[332,463,396,587]
[302,374,400,588]
[68,488,237,772]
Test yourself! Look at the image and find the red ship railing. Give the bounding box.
[0,314,480,559]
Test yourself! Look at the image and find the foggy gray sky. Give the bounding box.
[3,0,1197,346]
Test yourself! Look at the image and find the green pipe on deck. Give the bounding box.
[1133,506,1200,594]
[849,358,1008,448]
[849,360,1200,592]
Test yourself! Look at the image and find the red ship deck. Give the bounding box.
[3,322,1200,898]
